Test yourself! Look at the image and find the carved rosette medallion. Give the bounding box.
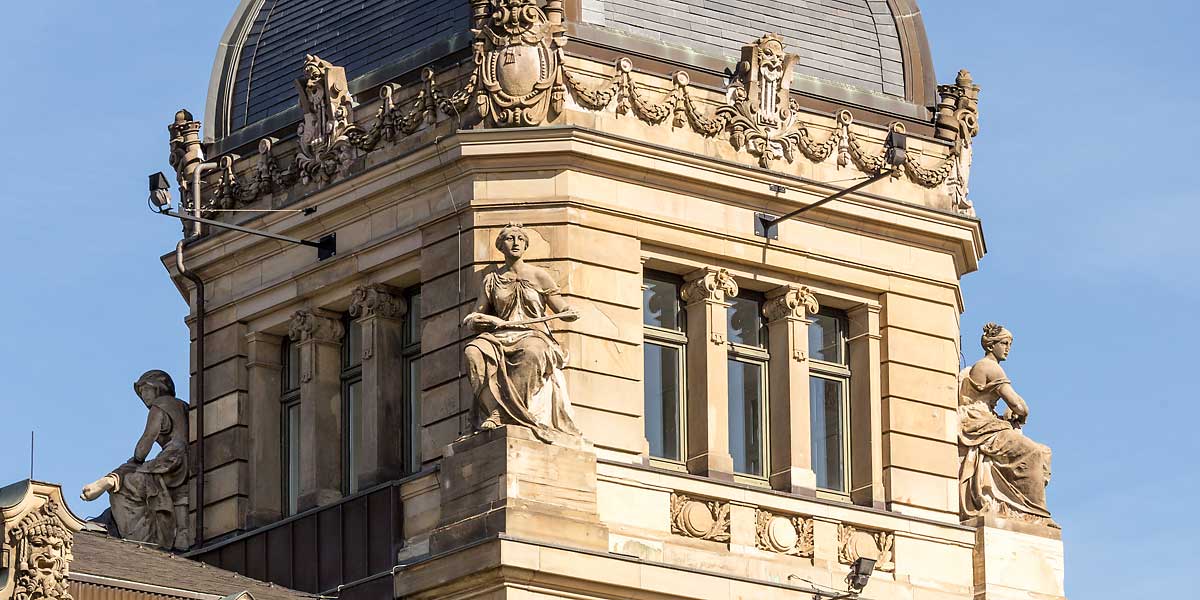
[471,0,566,127]
[288,309,346,383]
[295,54,361,184]
[669,493,730,543]
[755,510,814,557]
[837,524,895,572]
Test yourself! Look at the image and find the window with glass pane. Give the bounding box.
[402,289,422,473]
[281,338,301,515]
[342,318,363,494]
[727,293,768,478]
[808,308,850,493]
[643,272,686,462]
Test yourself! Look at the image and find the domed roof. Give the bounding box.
[205,0,470,148]
[205,0,935,147]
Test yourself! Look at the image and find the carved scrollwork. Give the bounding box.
[669,493,730,543]
[349,284,408,321]
[755,510,813,557]
[762,286,819,322]
[837,524,895,572]
[680,268,739,304]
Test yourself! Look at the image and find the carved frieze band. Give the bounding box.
[191,3,980,216]
[669,493,730,543]
[755,509,814,557]
[837,524,895,572]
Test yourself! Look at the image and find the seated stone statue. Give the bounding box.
[463,224,582,442]
[80,370,192,549]
[959,323,1056,526]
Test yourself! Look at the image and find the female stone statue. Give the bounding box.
[959,323,1055,525]
[463,224,582,441]
[80,370,191,549]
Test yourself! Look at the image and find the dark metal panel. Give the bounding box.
[316,506,343,592]
[292,516,319,592]
[342,496,369,584]
[267,522,294,589]
[246,529,269,582]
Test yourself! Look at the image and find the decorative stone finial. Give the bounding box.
[295,55,360,184]
[167,108,203,199]
[680,268,739,304]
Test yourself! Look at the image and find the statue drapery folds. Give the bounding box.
[80,370,191,550]
[463,224,582,443]
[958,323,1056,526]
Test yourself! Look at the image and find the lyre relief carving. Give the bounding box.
[296,55,361,184]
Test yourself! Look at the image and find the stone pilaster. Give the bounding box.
[848,304,884,508]
[288,308,345,510]
[244,331,283,526]
[349,284,409,489]
[680,267,737,479]
[763,286,819,495]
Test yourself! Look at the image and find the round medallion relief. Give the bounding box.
[766,516,799,551]
[679,501,715,537]
[846,531,881,561]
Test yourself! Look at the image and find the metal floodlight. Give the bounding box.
[884,130,907,167]
[847,557,876,593]
[148,171,172,212]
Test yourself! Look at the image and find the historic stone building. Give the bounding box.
[2,2,1065,600]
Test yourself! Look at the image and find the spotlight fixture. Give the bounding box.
[885,129,908,167]
[148,171,173,212]
[147,171,336,261]
[847,557,876,593]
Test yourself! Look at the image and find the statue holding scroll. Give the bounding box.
[463,224,582,441]
[958,323,1056,525]
[80,370,192,549]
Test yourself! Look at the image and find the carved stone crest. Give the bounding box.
[296,55,361,184]
[471,0,566,127]
[1,483,87,600]
[755,510,813,557]
[837,524,895,572]
[719,35,813,166]
[669,493,730,543]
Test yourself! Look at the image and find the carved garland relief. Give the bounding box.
[192,2,981,215]
[669,493,730,543]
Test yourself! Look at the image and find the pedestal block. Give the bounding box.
[430,425,609,554]
[969,516,1066,600]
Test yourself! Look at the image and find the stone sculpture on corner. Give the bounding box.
[959,323,1057,527]
[79,370,192,550]
[462,224,582,443]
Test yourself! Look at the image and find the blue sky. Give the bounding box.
[0,2,1195,598]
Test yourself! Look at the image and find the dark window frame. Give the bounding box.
[727,291,769,481]
[281,337,301,515]
[643,271,688,465]
[809,307,852,495]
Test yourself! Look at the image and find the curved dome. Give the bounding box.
[205,0,935,147]
[205,0,470,148]
[578,0,935,109]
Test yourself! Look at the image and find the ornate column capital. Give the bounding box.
[288,308,344,343]
[763,286,820,322]
[681,268,739,304]
[349,284,407,320]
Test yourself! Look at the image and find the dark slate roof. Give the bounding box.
[215,0,470,140]
[581,0,905,97]
[71,532,308,600]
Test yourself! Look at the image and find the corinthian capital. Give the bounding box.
[349,284,407,320]
[681,268,739,304]
[763,286,820,321]
[288,308,345,343]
